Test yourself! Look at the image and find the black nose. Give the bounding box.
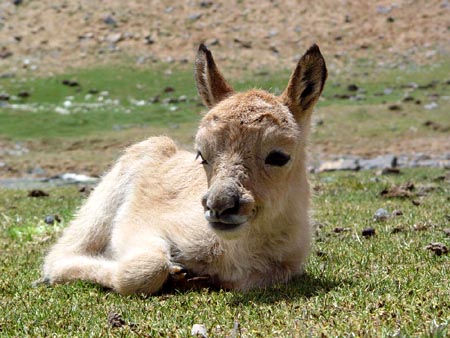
[202,191,240,218]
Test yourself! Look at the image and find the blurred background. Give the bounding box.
[0,0,449,184]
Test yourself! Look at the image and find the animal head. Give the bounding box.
[194,44,327,239]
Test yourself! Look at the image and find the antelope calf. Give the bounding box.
[42,44,327,294]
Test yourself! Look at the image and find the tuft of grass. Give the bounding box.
[0,168,449,336]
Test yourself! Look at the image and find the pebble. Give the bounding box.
[374,208,390,221]
[103,16,117,26]
[362,227,376,238]
[107,33,123,44]
[317,159,360,172]
[187,13,202,21]
[424,102,438,110]
[44,215,55,224]
[0,93,10,101]
[191,324,208,337]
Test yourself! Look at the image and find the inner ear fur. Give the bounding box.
[280,44,327,121]
[195,44,234,108]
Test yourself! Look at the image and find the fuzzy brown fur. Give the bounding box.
[42,44,327,294]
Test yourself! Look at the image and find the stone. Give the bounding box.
[374,208,390,221]
[107,33,123,43]
[187,13,202,21]
[103,16,117,26]
[424,243,448,256]
[318,159,360,172]
[191,324,208,337]
[424,102,438,110]
[359,155,397,170]
[362,227,376,237]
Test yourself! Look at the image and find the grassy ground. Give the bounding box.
[1,59,449,178]
[0,58,449,336]
[0,168,449,336]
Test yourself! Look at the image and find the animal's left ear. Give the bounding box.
[280,44,327,122]
[195,44,234,109]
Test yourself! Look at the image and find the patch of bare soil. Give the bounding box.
[0,0,449,75]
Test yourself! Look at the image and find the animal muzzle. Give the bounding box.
[202,183,254,232]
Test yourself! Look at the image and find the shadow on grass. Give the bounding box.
[229,274,346,305]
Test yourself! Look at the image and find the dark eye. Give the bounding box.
[265,151,291,167]
[195,151,209,165]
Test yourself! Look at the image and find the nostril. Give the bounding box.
[201,193,209,210]
[220,196,240,216]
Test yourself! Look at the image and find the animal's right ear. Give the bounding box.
[195,44,234,108]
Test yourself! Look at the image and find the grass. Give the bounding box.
[0,168,449,336]
[1,60,449,140]
[0,57,449,336]
[1,59,449,178]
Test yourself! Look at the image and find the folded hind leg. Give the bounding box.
[43,255,117,289]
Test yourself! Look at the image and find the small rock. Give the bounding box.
[205,38,219,46]
[13,0,23,5]
[187,13,202,21]
[107,33,123,44]
[347,84,358,91]
[148,95,160,103]
[79,185,94,195]
[28,190,49,198]
[380,182,414,198]
[424,242,448,256]
[318,159,360,172]
[443,229,450,237]
[362,227,376,237]
[191,323,208,337]
[199,1,213,8]
[60,173,98,183]
[402,96,415,102]
[391,226,405,234]
[418,81,438,90]
[0,93,10,101]
[0,47,13,59]
[376,5,392,14]
[234,38,252,49]
[392,209,403,216]
[230,321,241,338]
[424,102,438,110]
[108,312,126,328]
[423,120,449,132]
[333,94,351,99]
[18,91,30,98]
[44,215,61,225]
[412,199,421,206]
[383,88,393,95]
[359,155,397,170]
[374,208,390,221]
[334,227,350,233]
[388,104,402,111]
[103,15,117,26]
[164,86,175,93]
[144,35,155,44]
[387,16,395,23]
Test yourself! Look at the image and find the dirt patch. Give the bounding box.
[0,1,448,75]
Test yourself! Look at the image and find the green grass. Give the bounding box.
[1,60,449,140]
[1,168,449,336]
